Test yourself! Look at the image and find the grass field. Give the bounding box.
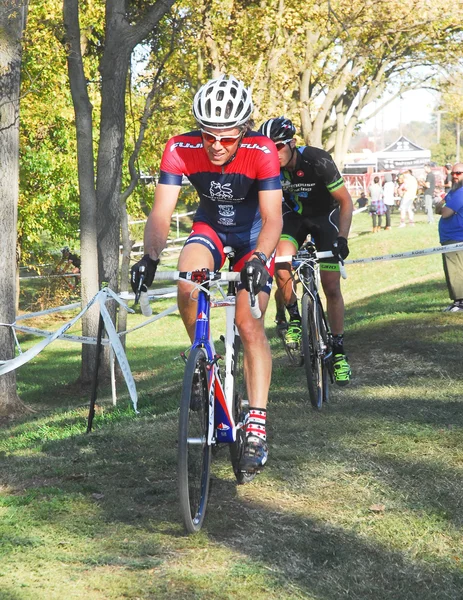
[1,208,463,599]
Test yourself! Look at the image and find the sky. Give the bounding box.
[361,89,438,132]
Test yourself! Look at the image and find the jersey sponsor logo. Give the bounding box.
[218,204,235,217]
[282,181,315,192]
[240,142,271,154]
[218,217,235,226]
[210,181,233,200]
[170,141,203,151]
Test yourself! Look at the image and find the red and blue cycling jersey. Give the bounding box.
[159,130,281,234]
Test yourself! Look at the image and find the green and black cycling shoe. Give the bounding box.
[284,319,302,349]
[333,353,351,386]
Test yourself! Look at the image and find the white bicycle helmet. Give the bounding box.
[192,75,253,129]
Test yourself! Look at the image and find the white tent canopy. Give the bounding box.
[344,136,431,173]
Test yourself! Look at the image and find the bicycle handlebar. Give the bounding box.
[275,251,347,280]
[138,269,261,318]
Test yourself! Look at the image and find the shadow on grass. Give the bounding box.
[2,373,463,600]
[206,493,463,599]
[1,277,462,598]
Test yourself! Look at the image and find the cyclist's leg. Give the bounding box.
[312,210,351,385]
[234,287,271,470]
[275,238,298,308]
[276,238,303,345]
[177,223,223,341]
[232,230,274,471]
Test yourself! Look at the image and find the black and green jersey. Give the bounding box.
[281,146,345,218]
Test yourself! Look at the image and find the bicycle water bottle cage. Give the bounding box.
[191,269,210,283]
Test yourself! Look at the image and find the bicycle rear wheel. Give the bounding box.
[178,347,212,533]
[229,335,256,484]
[301,292,323,409]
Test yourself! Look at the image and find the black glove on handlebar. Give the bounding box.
[332,236,349,260]
[130,254,160,294]
[240,258,268,295]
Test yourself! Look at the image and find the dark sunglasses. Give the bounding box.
[451,171,463,176]
[201,129,243,147]
[275,139,292,151]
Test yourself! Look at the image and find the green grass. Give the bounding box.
[2,208,463,598]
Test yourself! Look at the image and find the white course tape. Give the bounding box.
[0,287,139,414]
[12,325,110,346]
[345,242,463,265]
[353,206,368,215]
[98,289,139,414]
[0,292,100,374]
[16,302,81,321]
[123,304,178,336]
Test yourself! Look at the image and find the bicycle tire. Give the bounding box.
[229,335,256,484]
[317,301,331,404]
[301,292,323,409]
[178,346,212,533]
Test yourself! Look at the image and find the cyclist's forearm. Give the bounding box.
[255,215,282,259]
[338,209,352,239]
[143,183,181,260]
[144,215,170,260]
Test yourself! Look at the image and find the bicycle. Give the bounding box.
[276,239,346,409]
[137,248,260,533]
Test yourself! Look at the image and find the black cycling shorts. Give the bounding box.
[280,206,340,268]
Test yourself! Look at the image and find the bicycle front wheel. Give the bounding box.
[301,292,323,409]
[178,347,212,533]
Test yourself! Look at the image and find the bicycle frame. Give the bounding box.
[293,246,331,355]
[191,276,239,446]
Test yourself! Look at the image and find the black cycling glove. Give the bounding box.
[240,258,268,295]
[332,236,349,260]
[130,254,160,294]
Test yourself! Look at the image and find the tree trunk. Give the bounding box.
[63,0,100,385]
[0,0,28,416]
[65,0,176,382]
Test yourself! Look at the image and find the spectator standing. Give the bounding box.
[436,163,463,312]
[443,163,453,192]
[382,173,395,230]
[398,170,418,227]
[422,164,436,224]
[368,176,385,232]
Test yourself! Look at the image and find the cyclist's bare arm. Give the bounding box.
[144,183,182,260]
[331,186,353,239]
[255,189,283,258]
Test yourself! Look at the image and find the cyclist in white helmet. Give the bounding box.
[131,75,283,472]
